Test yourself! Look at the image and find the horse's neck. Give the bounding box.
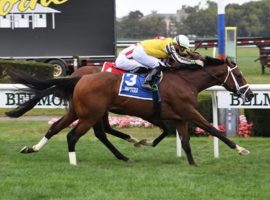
[178,68,221,92]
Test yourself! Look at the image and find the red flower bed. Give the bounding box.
[194,115,253,137]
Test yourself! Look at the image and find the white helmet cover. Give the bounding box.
[173,35,190,50]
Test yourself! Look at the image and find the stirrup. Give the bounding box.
[142,82,152,90]
[142,82,158,91]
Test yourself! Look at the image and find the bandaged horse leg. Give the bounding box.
[176,121,196,166]
[67,120,92,165]
[93,121,130,161]
[20,113,76,153]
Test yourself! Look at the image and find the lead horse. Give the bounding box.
[7,56,254,165]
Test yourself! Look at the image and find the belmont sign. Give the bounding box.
[209,85,270,109]
[216,91,270,108]
[0,84,67,108]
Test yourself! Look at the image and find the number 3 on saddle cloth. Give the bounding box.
[101,62,162,101]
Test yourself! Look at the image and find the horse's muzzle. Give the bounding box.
[244,89,254,102]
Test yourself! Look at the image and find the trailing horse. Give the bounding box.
[7,56,254,165]
[8,65,174,156]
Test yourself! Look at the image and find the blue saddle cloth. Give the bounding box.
[119,73,161,101]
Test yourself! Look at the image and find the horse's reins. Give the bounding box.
[201,64,250,100]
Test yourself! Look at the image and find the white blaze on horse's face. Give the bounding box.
[222,63,253,102]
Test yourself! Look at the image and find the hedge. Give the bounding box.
[245,109,270,137]
[0,60,54,83]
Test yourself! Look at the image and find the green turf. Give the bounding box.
[0,121,269,200]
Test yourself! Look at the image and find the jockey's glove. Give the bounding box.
[195,60,204,67]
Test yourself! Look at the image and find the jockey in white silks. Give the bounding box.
[115,34,204,90]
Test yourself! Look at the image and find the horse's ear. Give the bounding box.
[226,56,236,67]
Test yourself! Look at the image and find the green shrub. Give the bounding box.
[0,60,54,83]
[245,109,270,137]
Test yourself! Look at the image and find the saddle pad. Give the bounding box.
[119,73,161,101]
[101,62,125,75]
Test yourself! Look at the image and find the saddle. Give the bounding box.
[101,62,152,75]
[102,62,162,118]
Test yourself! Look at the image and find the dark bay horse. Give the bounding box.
[7,56,254,165]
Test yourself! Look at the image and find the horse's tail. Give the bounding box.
[5,70,81,118]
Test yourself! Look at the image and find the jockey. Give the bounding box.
[115,34,204,90]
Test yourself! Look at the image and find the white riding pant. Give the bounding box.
[115,44,161,71]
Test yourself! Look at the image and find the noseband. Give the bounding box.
[202,64,250,100]
[221,65,250,100]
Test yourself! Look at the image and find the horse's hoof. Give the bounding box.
[127,136,140,144]
[20,146,36,153]
[239,148,250,156]
[188,161,198,167]
[139,139,147,145]
[134,142,142,147]
[236,145,250,156]
[139,139,154,146]
[125,159,134,164]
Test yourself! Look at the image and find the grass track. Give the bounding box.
[1,47,269,199]
[1,121,270,200]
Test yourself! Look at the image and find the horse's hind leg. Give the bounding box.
[102,112,139,144]
[176,121,196,166]
[20,111,77,154]
[135,120,171,147]
[67,119,94,165]
[94,121,130,161]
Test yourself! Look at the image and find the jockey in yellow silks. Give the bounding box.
[115,35,204,90]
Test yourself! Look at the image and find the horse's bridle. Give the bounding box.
[202,65,250,101]
[221,65,250,100]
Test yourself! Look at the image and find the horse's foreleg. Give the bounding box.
[94,122,130,162]
[176,121,196,166]
[102,113,140,144]
[21,112,77,154]
[202,125,249,155]
[191,110,249,155]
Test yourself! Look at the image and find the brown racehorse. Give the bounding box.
[10,65,174,157]
[7,56,254,166]
[12,52,202,156]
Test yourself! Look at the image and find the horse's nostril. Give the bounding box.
[248,93,254,101]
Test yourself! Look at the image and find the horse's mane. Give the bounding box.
[164,56,225,72]
[204,56,225,66]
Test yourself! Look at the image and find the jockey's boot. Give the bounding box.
[141,68,160,90]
